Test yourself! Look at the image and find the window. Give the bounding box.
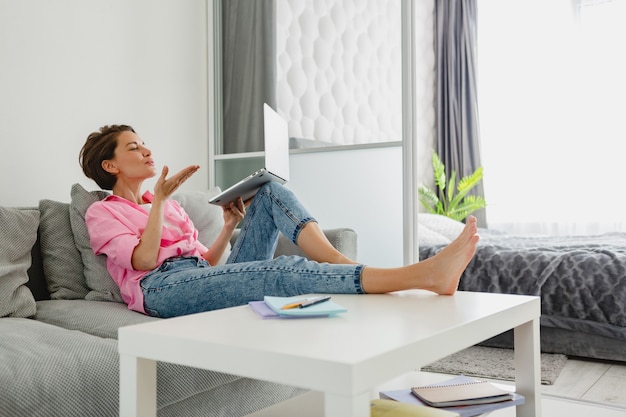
[478,0,626,235]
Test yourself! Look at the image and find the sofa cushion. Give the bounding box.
[25,233,50,301]
[35,299,157,339]
[157,377,304,417]
[39,199,89,300]
[0,317,302,417]
[69,183,123,303]
[0,317,119,416]
[172,188,230,265]
[0,207,38,318]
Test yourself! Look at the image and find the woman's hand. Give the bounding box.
[202,197,248,265]
[131,164,198,270]
[223,197,246,230]
[154,165,200,201]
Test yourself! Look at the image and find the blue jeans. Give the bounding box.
[141,182,365,318]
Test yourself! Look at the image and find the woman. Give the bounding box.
[79,124,479,318]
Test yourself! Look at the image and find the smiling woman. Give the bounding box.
[76,124,479,319]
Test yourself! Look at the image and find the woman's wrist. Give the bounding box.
[223,219,239,232]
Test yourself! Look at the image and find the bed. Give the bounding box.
[418,214,626,362]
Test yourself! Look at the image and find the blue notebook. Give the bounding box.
[380,375,524,417]
[262,295,347,317]
[248,301,329,319]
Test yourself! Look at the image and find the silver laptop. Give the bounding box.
[209,104,290,206]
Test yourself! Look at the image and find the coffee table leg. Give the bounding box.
[324,391,370,417]
[514,318,542,417]
[120,354,157,417]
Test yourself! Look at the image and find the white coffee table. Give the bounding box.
[118,290,541,417]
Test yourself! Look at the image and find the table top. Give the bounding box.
[118,290,540,395]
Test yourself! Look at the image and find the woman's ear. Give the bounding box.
[101,160,118,174]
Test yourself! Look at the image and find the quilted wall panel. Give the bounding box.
[276,0,402,145]
[276,0,435,151]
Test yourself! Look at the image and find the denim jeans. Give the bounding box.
[141,182,365,318]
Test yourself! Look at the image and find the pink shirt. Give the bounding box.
[85,192,208,313]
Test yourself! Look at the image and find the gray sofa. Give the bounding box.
[0,184,357,417]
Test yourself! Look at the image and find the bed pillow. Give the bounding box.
[0,207,38,318]
[172,188,231,265]
[418,224,451,247]
[418,213,465,241]
[69,183,123,303]
[38,199,89,300]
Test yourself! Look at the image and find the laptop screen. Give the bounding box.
[263,103,290,182]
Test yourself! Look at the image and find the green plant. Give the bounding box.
[418,151,487,221]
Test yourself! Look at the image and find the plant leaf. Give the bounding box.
[451,166,484,208]
[420,150,487,222]
[446,171,457,212]
[458,166,484,193]
[448,195,487,221]
[432,152,446,191]
[418,186,440,213]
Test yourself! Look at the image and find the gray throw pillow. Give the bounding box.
[172,188,230,265]
[0,207,38,318]
[38,199,89,299]
[69,183,123,303]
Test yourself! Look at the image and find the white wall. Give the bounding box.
[287,145,404,267]
[0,0,209,206]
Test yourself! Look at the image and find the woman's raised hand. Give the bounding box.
[154,165,200,201]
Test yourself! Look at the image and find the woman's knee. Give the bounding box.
[262,181,283,194]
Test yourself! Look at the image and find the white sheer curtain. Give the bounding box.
[478,0,626,236]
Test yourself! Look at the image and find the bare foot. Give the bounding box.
[358,217,479,295]
[417,216,480,295]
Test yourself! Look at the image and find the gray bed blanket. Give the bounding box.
[419,230,626,341]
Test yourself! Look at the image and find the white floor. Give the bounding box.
[247,358,626,416]
[542,358,626,408]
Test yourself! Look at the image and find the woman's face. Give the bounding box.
[104,131,157,182]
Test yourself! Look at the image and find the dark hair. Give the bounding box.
[79,125,136,190]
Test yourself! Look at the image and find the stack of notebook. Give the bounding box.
[249,295,347,318]
[380,375,524,417]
